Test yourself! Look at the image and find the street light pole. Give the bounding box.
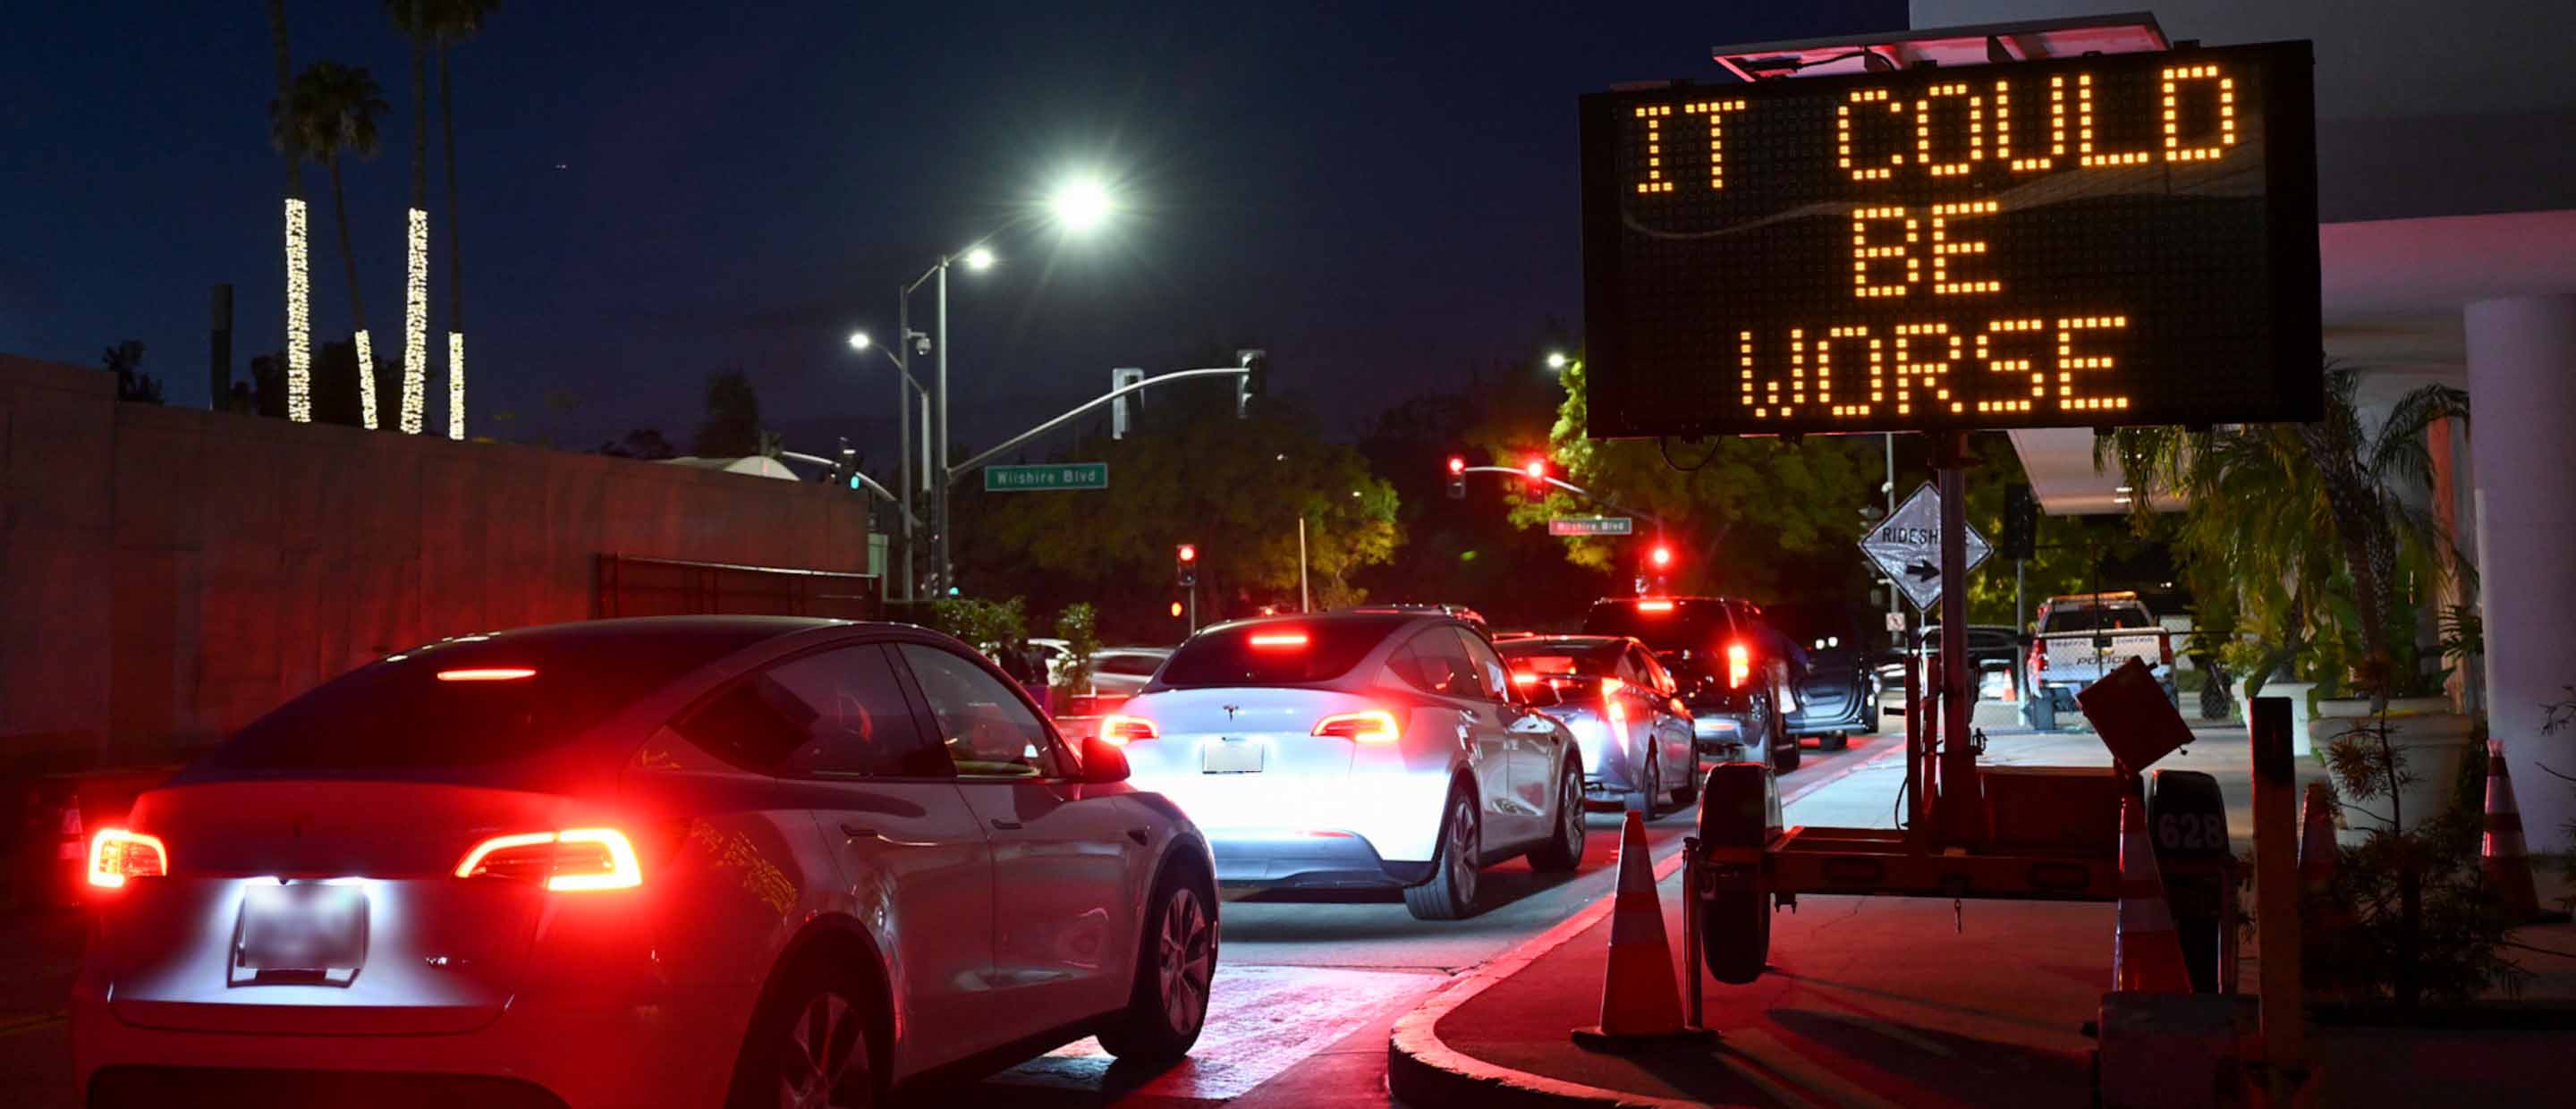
[935,259,951,595]
[894,286,913,604]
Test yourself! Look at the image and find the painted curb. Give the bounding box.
[1386,741,1909,1108]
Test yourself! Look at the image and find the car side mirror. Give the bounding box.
[1078,734,1131,784]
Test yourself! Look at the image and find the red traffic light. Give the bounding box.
[1177,544,1198,563]
[1446,455,1466,475]
[1521,457,1546,481]
[1650,545,1674,569]
[1169,601,1185,618]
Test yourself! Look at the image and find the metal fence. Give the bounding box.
[596,554,879,622]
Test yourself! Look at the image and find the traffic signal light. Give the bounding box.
[824,437,860,490]
[1170,599,1186,619]
[1649,544,1674,570]
[1521,456,1548,490]
[1445,454,1466,499]
[1235,348,1267,419]
[2001,482,2038,561]
[1176,543,1199,588]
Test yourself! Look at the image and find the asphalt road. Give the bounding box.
[950,732,1894,1108]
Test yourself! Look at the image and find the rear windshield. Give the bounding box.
[1155,620,1397,688]
[2042,605,2152,633]
[204,626,777,773]
[1496,643,1616,678]
[1583,601,1729,653]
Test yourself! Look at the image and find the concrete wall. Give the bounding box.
[0,354,877,770]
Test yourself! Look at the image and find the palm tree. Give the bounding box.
[382,0,448,435]
[276,62,391,430]
[426,0,499,439]
[2101,365,2471,707]
[265,0,313,420]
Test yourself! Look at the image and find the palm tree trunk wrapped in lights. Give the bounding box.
[281,60,390,429]
[267,0,312,421]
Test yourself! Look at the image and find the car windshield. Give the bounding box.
[1155,619,1400,688]
[1583,600,1728,653]
[202,626,776,773]
[2043,605,2153,632]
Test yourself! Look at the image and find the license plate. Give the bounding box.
[236,884,369,978]
[1200,738,1264,775]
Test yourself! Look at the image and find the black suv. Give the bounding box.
[1582,596,1799,772]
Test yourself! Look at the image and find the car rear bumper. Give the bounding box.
[1691,714,1758,758]
[73,963,750,1109]
[1205,829,1431,889]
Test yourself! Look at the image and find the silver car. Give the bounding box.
[1106,612,1586,920]
[75,617,1216,1108]
[1495,634,1703,817]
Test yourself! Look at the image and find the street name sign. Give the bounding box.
[1860,482,1990,611]
[1548,516,1636,537]
[984,462,1108,492]
[1579,39,2320,438]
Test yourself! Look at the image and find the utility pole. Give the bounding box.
[894,288,914,603]
[1298,517,1311,613]
[934,263,951,595]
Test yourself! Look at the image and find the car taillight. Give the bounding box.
[1099,715,1159,745]
[455,828,641,892]
[2033,641,2048,673]
[2159,635,2174,667]
[1602,678,1628,731]
[1313,709,1401,744]
[1726,643,1750,690]
[88,828,166,888]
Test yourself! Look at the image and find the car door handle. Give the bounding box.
[839,823,879,839]
[990,818,1023,831]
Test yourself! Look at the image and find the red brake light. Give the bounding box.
[1447,455,1466,475]
[436,667,537,681]
[455,828,641,892]
[2159,636,2174,667]
[1249,631,1309,648]
[1313,709,1401,744]
[1602,678,1628,730]
[2033,641,2048,673]
[1099,715,1159,745]
[1726,643,1750,690]
[88,828,166,888]
[1636,600,1675,613]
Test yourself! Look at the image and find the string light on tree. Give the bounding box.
[400,207,428,435]
[353,330,380,430]
[447,333,466,440]
[284,198,313,422]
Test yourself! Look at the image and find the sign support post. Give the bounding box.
[1934,432,1979,845]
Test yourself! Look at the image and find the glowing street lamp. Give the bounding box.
[962,246,996,271]
[1048,177,1114,233]
[1545,351,1570,370]
[846,331,872,351]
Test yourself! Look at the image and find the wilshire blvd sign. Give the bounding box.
[983,462,1108,492]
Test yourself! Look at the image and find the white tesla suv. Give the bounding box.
[74,617,1216,1109]
[1103,612,1585,920]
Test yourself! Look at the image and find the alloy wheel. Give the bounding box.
[1157,885,1215,1035]
[778,989,869,1109]
[1448,797,1479,906]
[1561,769,1587,858]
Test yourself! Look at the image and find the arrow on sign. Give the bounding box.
[1904,562,1939,581]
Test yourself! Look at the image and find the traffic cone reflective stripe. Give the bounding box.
[1572,810,1698,1046]
[2114,789,2191,994]
[2481,739,2545,921]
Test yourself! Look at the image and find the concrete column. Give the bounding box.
[2466,294,2576,854]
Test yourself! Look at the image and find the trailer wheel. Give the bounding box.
[1695,763,1777,985]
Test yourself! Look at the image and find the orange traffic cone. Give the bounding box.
[2482,739,2550,922]
[2114,787,2192,993]
[1572,811,1708,1050]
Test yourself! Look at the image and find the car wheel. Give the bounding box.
[727,956,876,1109]
[1097,868,1217,1062]
[1527,761,1587,872]
[1818,731,1850,752]
[1770,715,1801,773]
[1404,785,1484,920]
[1674,743,1700,807]
[1627,750,1663,819]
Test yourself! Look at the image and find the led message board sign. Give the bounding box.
[1579,41,2318,438]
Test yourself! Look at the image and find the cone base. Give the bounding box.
[1570,1025,1716,1054]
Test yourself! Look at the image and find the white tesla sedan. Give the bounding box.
[74,617,1216,1109]
[1104,612,1585,920]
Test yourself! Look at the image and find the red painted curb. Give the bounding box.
[1385,741,1904,1108]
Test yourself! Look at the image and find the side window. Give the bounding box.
[1637,649,1679,697]
[672,646,945,778]
[1388,628,1477,699]
[1454,631,1513,703]
[897,644,1063,779]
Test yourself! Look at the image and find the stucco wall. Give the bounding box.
[0,354,876,769]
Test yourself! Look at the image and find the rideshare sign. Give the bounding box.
[1579,41,2319,438]
[1862,483,1990,611]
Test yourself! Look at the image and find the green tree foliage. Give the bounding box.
[1958,434,2160,630]
[1504,357,1878,603]
[965,390,1396,637]
[927,596,1027,655]
[1054,603,1101,697]
[692,370,764,457]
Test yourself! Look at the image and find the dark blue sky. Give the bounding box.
[4,1,1901,455]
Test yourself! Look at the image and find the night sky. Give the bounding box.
[4,2,1902,458]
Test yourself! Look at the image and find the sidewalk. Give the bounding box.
[1392,724,2576,1108]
